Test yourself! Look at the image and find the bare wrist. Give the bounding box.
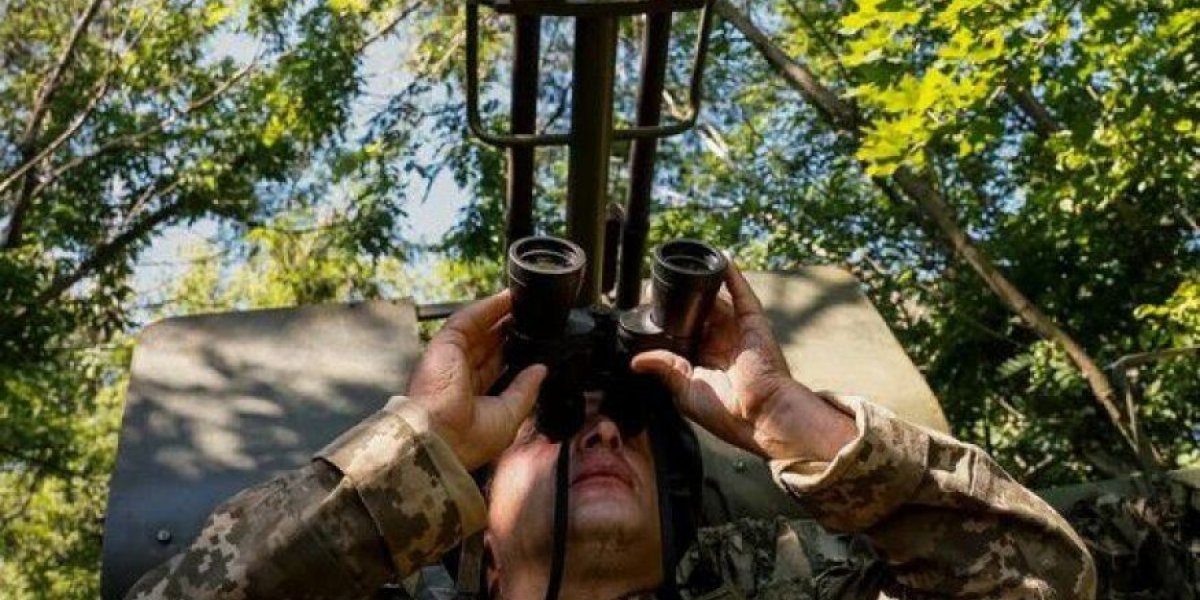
[391,397,476,469]
[753,380,857,463]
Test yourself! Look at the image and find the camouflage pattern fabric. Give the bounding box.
[674,516,885,599]
[124,395,1097,599]
[124,397,484,600]
[1064,478,1198,599]
[770,395,1097,599]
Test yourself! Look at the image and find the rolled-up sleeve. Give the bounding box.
[770,394,1097,599]
[317,396,486,575]
[125,397,485,600]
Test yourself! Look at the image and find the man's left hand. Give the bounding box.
[631,261,857,463]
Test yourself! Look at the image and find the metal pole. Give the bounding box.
[506,15,541,245]
[566,16,619,306]
[616,13,671,309]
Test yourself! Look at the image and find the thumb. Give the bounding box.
[498,363,548,422]
[631,350,694,407]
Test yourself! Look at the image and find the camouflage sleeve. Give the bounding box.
[124,397,486,600]
[770,394,1097,599]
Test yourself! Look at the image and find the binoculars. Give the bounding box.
[500,235,727,440]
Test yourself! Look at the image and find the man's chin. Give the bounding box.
[568,483,646,537]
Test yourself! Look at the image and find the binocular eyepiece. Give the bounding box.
[507,236,587,340]
[507,235,726,353]
[502,235,727,440]
[644,239,729,353]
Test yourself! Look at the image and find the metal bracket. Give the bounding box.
[480,0,706,16]
[465,0,714,149]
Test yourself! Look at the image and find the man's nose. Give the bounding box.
[577,416,623,451]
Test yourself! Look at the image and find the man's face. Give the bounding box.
[485,392,661,580]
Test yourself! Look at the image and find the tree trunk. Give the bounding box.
[890,169,1131,446]
[714,0,1137,451]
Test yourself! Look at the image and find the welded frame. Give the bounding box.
[465,1,713,149]
[464,0,714,305]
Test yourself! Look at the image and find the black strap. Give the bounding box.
[651,424,682,600]
[544,441,571,600]
[454,532,485,599]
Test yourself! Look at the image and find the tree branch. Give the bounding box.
[664,90,733,166]
[4,179,185,338]
[1000,0,1079,139]
[26,57,260,203]
[49,196,181,303]
[0,0,159,210]
[782,0,853,84]
[715,0,1137,452]
[361,2,421,48]
[1,77,113,249]
[0,13,136,200]
[3,169,40,253]
[1007,84,1062,138]
[2,2,173,248]
[0,76,111,196]
[19,0,107,149]
[760,0,1066,144]
[716,0,858,131]
[890,168,1130,441]
[3,56,251,248]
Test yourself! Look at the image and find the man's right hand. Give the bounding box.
[407,290,547,471]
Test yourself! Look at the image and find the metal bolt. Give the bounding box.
[155,529,172,544]
[733,459,747,473]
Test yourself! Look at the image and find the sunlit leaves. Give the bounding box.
[1,3,1196,596]
[0,0,419,596]
[838,0,1038,173]
[1135,277,1200,346]
[168,213,412,313]
[329,0,371,16]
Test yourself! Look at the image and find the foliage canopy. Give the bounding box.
[0,0,1196,597]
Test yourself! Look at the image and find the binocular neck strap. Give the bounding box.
[543,429,682,600]
[455,532,485,600]
[544,441,572,600]
[651,424,682,600]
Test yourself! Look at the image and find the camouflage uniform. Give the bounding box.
[125,394,1097,599]
[1063,478,1198,599]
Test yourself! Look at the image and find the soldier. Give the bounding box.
[124,262,1097,599]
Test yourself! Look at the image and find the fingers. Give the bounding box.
[497,364,548,423]
[631,351,728,438]
[722,259,765,319]
[477,350,505,394]
[705,296,736,338]
[631,350,694,403]
[471,316,509,369]
[442,290,512,342]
